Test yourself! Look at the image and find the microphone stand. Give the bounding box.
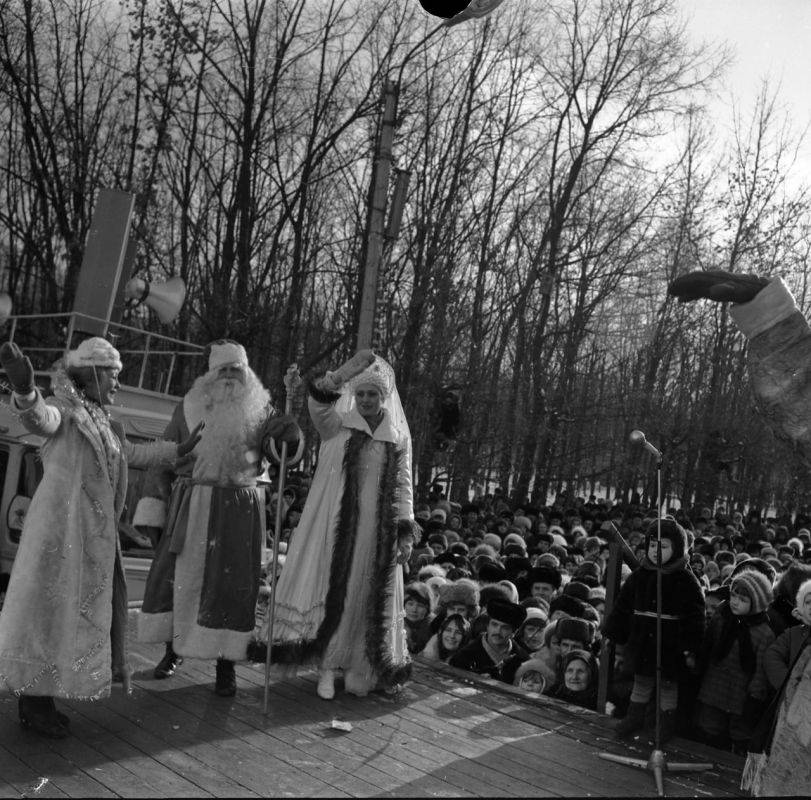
[598,446,712,796]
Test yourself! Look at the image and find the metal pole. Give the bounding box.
[356,80,398,351]
[263,365,300,715]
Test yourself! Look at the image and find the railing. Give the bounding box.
[4,312,205,397]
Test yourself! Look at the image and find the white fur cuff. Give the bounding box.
[730,277,798,339]
[132,496,167,528]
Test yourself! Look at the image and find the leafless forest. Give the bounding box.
[2,0,810,512]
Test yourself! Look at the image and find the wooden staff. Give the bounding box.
[263,363,301,715]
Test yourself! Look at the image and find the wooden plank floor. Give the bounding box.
[0,614,746,798]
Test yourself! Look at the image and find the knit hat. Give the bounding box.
[730,569,773,614]
[486,599,527,631]
[66,337,122,371]
[528,566,562,590]
[555,617,594,646]
[731,556,777,585]
[549,594,587,619]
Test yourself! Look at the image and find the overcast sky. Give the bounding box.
[680,0,811,160]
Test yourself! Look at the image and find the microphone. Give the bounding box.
[629,429,662,460]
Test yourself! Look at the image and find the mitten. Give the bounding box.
[0,342,35,395]
[668,271,769,304]
[263,414,301,448]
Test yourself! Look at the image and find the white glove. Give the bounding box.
[321,350,375,391]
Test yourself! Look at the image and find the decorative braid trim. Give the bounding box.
[365,442,412,686]
[307,379,341,405]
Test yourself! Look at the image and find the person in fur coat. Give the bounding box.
[602,518,705,743]
[259,352,415,700]
[0,339,200,738]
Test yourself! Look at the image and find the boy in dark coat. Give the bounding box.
[602,519,705,743]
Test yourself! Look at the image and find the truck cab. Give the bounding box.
[0,311,206,609]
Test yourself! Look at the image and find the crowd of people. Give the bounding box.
[265,481,811,795]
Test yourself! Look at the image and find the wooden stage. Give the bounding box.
[0,617,746,798]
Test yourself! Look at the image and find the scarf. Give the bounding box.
[711,603,767,675]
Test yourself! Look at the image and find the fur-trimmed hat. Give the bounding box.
[528,566,562,590]
[66,337,122,371]
[478,562,508,583]
[486,599,527,631]
[207,339,248,372]
[573,560,601,588]
[549,594,587,619]
[730,569,773,615]
[513,657,556,690]
[483,533,503,552]
[555,617,595,646]
[534,553,561,570]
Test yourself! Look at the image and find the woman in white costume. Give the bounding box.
[266,351,414,698]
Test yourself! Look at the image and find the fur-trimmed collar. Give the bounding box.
[342,406,398,443]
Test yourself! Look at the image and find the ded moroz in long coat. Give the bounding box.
[0,370,176,700]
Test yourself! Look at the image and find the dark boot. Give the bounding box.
[154,642,182,679]
[614,700,648,740]
[215,659,236,697]
[658,709,677,744]
[18,696,68,739]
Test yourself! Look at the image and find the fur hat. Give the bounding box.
[428,533,448,549]
[555,617,594,646]
[483,533,503,552]
[486,599,527,631]
[549,594,587,620]
[430,508,447,523]
[512,515,532,531]
[438,578,480,609]
[66,337,122,371]
[405,581,434,611]
[573,560,601,588]
[730,569,773,614]
[534,553,561,570]
[528,566,562,590]
[522,606,549,626]
[478,562,508,583]
[644,518,687,560]
[513,658,556,690]
[562,581,591,602]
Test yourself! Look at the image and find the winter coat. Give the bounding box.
[0,375,176,699]
[697,605,775,714]
[763,624,811,691]
[602,556,705,680]
[449,634,528,684]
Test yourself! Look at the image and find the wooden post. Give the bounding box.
[356,80,398,351]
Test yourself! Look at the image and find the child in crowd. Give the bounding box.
[404,582,435,655]
[696,569,776,752]
[763,578,811,692]
[513,658,556,696]
[603,519,705,743]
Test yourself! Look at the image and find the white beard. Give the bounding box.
[186,368,271,482]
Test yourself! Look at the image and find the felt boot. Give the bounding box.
[317,669,335,700]
[18,696,68,739]
[214,659,236,697]
[614,700,647,740]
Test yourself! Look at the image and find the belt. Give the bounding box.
[634,610,681,620]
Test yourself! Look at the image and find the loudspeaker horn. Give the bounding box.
[124,277,185,324]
